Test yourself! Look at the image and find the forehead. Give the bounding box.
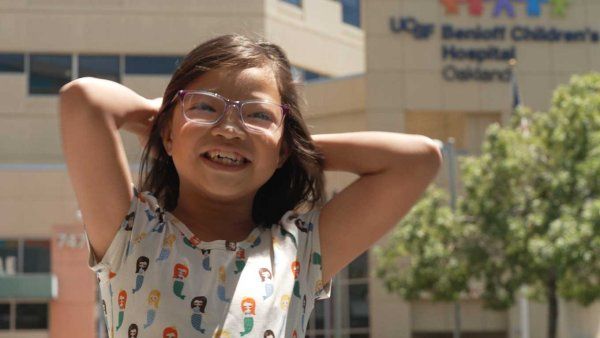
[185,66,281,104]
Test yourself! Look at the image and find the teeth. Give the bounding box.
[205,150,246,166]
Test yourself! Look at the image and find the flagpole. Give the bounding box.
[509,58,531,338]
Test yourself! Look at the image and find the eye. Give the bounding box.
[193,102,217,113]
[249,111,274,122]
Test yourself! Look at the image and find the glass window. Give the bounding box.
[348,251,368,279]
[342,0,361,28]
[0,54,24,73]
[79,55,120,82]
[304,70,325,82]
[23,240,50,273]
[314,299,326,330]
[0,304,9,330]
[281,0,302,7]
[125,55,183,75]
[16,303,47,329]
[0,240,18,274]
[29,54,72,94]
[291,65,329,83]
[349,284,369,328]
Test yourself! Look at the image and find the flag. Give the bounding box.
[509,60,530,136]
[510,66,521,113]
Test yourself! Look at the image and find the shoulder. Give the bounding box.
[270,208,321,248]
[120,187,164,231]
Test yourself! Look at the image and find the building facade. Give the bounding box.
[0,0,598,338]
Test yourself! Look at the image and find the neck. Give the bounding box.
[171,184,257,242]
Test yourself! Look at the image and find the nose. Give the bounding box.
[211,103,246,139]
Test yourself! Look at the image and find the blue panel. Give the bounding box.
[342,0,361,28]
[0,53,24,72]
[29,54,72,95]
[125,55,183,75]
[79,55,120,82]
[0,274,56,300]
[281,0,301,6]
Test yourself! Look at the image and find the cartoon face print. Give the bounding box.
[294,218,308,232]
[172,263,189,279]
[148,289,161,307]
[164,234,176,246]
[201,249,211,256]
[258,267,272,282]
[155,206,165,222]
[315,279,323,293]
[118,290,127,309]
[163,326,178,338]
[225,241,237,251]
[291,261,300,278]
[236,248,246,259]
[279,295,290,310]
[263,329,275,338]
[240,297,256,315]
[128,323,138,338]
[191,296,207,313]
[124,212,135,231]
[217,265,226,282]
[135,256,150,273]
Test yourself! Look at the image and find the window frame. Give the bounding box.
[341,0,361,28]
[306,251,370,337]
[0,300,49,332]
[0,53,25,73]
[280,0,302,7]
[28,53,73,95]
[0,237,51,274]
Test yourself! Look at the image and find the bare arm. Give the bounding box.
[312,132,443,282]
[59,77,160,262]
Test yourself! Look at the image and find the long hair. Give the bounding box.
[138,34,326,227]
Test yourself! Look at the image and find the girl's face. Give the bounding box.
[164,66,288,201]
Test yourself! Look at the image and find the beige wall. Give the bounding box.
[0,0,364,163]
[364,1,600,338]
[265,0,364,76]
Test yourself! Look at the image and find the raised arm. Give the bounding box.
[59,77,159,262]
[312,132,443,282]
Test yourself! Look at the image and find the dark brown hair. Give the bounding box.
[138,34,326,227]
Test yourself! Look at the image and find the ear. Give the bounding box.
[277,140,290,168]
[161,121,173,156]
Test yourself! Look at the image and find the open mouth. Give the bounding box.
[201,151,251,167]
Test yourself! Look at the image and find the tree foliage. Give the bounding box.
[374,73,600,329]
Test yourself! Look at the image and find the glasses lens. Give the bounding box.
[241,102,283,132]
[183,92,225,123]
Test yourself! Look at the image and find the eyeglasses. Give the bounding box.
[171,90,288,134]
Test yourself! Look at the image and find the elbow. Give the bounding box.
[59,78,97,115]
[419,136,444,177]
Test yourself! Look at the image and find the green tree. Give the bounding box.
[374,187,470,302]
[375,73,600,338]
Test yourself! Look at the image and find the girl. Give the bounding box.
[59,34,441,337]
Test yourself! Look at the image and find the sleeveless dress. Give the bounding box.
[85,185,332,338]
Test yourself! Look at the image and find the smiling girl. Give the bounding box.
[59,34,442,337]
